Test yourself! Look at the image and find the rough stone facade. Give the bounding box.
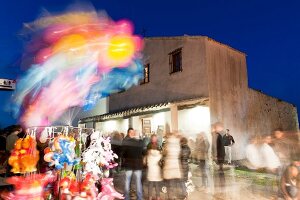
[247,88,299,136]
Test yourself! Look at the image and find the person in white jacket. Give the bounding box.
[146,134,163,200]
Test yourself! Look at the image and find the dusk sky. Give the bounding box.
[0,0,299,128]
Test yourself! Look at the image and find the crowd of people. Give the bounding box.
[110,128,193,200]
[110,123,300,200]
[1,123,300,200]
[244,128,300,200]
[108,123,234,200]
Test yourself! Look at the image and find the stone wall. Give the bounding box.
[247,88,299,136]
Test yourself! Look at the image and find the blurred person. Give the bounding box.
[120,132,125,140]
[0,130,6,152]
[146,134,163,200]
[180,137,191,198]
[211,124,217,163]
[272,129,292,167]
[0,131,7,174]
[147,134,161,150]
[162,132,182,200]
[195,132,210,187]
[215,123,225,171]
[245,135,281,172]
[278,153,300,200]
[36,139,51,173]
[245,135,263,170]
[5,125,22,153]
[261,135,281,172]
[223,129,235,164]
[121,128,144,200]
[111,131,123,172]
[280,165,299,200]
[188,138,196,163]
[17,129,26,139]
[143,134,151,152]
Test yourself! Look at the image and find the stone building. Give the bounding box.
[78,36,299,160]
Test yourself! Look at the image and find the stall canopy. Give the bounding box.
[79,97,209,124]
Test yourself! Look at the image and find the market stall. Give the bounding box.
[0,126,123,200]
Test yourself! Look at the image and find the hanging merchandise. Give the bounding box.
[44,135,79,170]
[2,126,122,200]
[8,135,40,174]
[1,173,55,200]
[98,178,124,200]
[81,131,118,178]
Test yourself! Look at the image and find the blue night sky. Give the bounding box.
[0,0,299,128]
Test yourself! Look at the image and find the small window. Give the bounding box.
[169,48,182,74]
[140,63,150,84]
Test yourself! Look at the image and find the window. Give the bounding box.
[169,48,182,74]
[140,63,150,84]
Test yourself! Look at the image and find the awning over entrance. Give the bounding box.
[79,97,209,123]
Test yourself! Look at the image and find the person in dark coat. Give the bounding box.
[111,132,123,172]
[0,131,6,152]
[181,137,191,181]
[180,137,191,198]
[215,123,225,171]
[121,128,144,200]
[0,131,7,175]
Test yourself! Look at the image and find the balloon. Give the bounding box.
[107,36,135,66]
[45,136,79,169]
[35,47,53,64]
[44,24,72,43]
[39,128,48,143]
[44,147,51,154]
[44,152,53,162]
[8,135,39,173]
[114,20,134,34]
[60,177,71,188]
[13,8,144,127]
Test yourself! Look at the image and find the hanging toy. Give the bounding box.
[44,135,79,169]
[58,172,98,200]
[8,135,39,173]
[97,178,124,200]
[81,131,118,178]
[79,173,98,199]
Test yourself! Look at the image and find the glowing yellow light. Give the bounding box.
[107,36,135,63]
